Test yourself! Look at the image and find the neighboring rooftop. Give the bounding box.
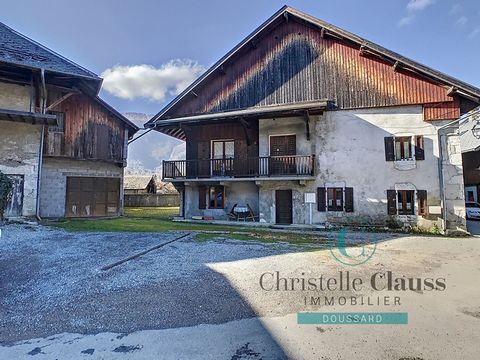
[0,21,100,81]
[460,108,480,153]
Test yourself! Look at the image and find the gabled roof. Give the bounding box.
[146,5,480,127]
[124,175,156,190]
[0,21,101,82]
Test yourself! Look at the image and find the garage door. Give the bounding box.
[66,177,120,217]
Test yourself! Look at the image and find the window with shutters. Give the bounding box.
[208,186,225,209]
[387,189,427,216]
[317,187,354,212]
[385,136,425,162]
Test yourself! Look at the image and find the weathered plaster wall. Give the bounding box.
[0,82,32,111]
[0,121,41,217]
[255,106,464,230]
[40,158,123,218]
[183,181,259,220]
[440,129,467,232]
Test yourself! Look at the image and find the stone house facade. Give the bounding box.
[148,7,479,233]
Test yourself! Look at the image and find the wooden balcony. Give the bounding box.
[162,155,315,180]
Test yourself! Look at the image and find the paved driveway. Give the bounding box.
[1,225,479,359]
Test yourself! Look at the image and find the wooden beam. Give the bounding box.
[190,91,198,98]
[393,61,401,72]
[46,92,74,111]
[283,12,289,22]
[446,86,457,97]
[239,117,252,146]
[320,28,326,38]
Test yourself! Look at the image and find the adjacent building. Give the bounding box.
[147,6,480,233]
[0,21,138,218]
[460,108,480,203]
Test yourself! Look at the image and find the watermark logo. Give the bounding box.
[330,229,377,266]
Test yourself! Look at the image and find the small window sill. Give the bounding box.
[394,158,416,171]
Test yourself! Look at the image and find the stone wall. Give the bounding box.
[255,106,465,231]
[40,158,124,218]
[0,121,42,217]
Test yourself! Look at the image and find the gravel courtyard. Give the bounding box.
[0,224,479,359]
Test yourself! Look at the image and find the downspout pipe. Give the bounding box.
[35,69,47,221]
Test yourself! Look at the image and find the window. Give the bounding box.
[317,187,354,212]
[385,136,425,161]
[212,140,234,176]
[387,189,427,216]
[395,136,412,160]
[48,111,65,133]
[397,190,414,215]
[208,186,224,209]
[212,140,234,159]
[327,187,343,211]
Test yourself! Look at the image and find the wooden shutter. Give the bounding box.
[387,190,397,215]
[415,136,425,161]
[345,187,354,213]
[317,187,326,212]
[417,190,428,216]
[384,137,395,161]
[198,186,207,209]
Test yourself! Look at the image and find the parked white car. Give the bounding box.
[466,202,480,220]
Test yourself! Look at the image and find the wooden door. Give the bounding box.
[5,175,24,217]
[275,189,293,224]
[270,135,296,175]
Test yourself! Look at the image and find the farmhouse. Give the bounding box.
[0,21,138,218]
[147,6,480,233]
[460,108,480,203]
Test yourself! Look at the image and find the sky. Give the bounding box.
[3,0,480,114]
[2,0,480,170]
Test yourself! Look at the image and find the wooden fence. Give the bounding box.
[124,194,180,207]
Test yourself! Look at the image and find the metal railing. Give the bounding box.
[162,155,315,179]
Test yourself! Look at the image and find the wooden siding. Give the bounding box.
[164,20,459,121]
[44,94,126,163]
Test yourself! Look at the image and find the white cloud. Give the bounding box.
[399,14,415,27]
[455,16,468,27]
[399,0,436,27]
[450,3,462,15]
[406,0,435,12]
[101,60,205,102]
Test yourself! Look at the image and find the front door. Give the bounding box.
[275,189,293,224]
[5,175,24,217]
[270,135,296,175]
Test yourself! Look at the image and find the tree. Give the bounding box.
[0,171,13,221]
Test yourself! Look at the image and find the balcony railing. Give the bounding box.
[162,155,315,180]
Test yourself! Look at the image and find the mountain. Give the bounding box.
[124,113,184,173]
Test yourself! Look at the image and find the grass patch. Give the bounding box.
[50,206,330,245]
[194,230,329,245]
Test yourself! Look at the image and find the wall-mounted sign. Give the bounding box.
[305,192,316,204]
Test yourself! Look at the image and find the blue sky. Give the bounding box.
[3,0,480,116]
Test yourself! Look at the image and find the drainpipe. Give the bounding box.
[437,118,463,233]
[35,69,47,221]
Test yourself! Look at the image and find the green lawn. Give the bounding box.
[49,206,329,245]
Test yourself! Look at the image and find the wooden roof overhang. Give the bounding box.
[150,100,332,141]
[0,108,58,126]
